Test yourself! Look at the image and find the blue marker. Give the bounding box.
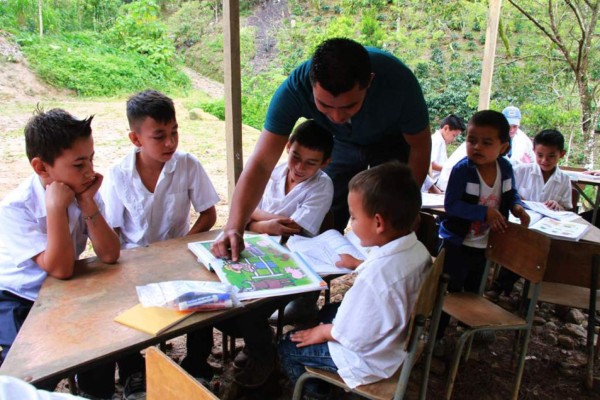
[178,293,230,311]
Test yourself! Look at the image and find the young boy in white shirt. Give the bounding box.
[430,114,466,183]
[247,119,334,237]
[278,161,432,395]
[513,129,572,210]
[102,90,219,249]
[101,90,219,388]
[0,109,123,396]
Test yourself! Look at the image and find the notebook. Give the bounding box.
[114,304,194,336]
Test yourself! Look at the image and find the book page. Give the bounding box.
[421,192,445,208]
[523,200,579,221]
[530,217,590,241]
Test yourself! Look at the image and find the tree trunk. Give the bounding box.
[38,0,43,38]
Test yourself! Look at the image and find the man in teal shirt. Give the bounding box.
[214,38,431,259]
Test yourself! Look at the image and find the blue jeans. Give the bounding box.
[278,303,340,396]
[324,138,408,232]
[0,290,33,361]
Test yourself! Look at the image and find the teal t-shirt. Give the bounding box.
[264,47,429,146]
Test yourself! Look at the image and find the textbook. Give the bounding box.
[187,234,327,300]
[286,229,375,275]
[523,200,580,221]
[114,304,194,336]
[529,217,590,242]
[421,192,445,208]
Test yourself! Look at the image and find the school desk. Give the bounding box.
[0,230,276,385]
[565,169,600,226]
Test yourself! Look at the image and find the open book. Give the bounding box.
[523,200,580,221]
[188,234,327,300]
[286,229,375,275]
[529,217,590,241]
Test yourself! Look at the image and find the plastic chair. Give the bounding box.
[536,239,600,389]
[293,251,449,400]
[442,223,551,400]
[146,346,218,400]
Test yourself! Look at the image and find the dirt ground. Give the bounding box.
[1,34,600,400]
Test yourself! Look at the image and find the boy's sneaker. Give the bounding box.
[232,347,250,370]
[232,356,274,388]
[122,372,146,400]
[473,330,497,344]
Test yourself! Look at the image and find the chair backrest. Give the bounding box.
[405,250,445,349]
[543,240,600,288]
[415,211,440,257]
[146,346,218,400]
[486,223,550,284]
[571,187,580,212]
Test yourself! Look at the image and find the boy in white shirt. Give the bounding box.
[430,114,466,183]
[247,119,334,237]
[502,105,535,165]
[513,129,572,210]
[278,162,431,395]
[102,90,219,249]
[101,90,219,387]
[0,109,123,397]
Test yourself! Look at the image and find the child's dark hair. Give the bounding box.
[349,161,421,231]
[534,129,565,151]
[126,90,176,131]
[440,114,466,132]
[289,120,334,161]
[469,110,511,155]
[309,38,371,96]
[24,107,93,165]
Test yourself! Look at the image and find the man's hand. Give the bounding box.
[290,324,333,348]
[45,181,75,212]
[336,254,363,270]
[544,200,563,211]
[485,207,508,232]
[512,205,531,227]
[211,229,245,261]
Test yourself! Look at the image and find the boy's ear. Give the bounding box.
[128,131,142,147]
[374,213,386,234]
[285,142,291,153]
[500,142,510,155]
[320,157,332,169]
[31,157,49,178]
[559,150,567,158]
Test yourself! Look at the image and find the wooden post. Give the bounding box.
[478,0,502,110]
[223,0,243,200]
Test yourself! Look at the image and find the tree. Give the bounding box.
[507,0,599,168]
[38,0,43,37]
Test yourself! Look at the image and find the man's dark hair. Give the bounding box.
[309,38,371,96]
[289,120,334,161]
[534,129,565,151]
[439,114,466,131]
[25,107,93,165]
[349,161,421,231]
[126,90,176,131]
[469,110,510,155]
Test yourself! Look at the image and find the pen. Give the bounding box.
[178,294,230,310]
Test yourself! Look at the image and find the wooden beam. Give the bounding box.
[223,0,243,200]
[478,0,503,110]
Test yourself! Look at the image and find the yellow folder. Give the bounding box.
[114,304,194,336]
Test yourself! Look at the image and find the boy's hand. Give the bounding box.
[485,207,508,233]
[76,173,102,200]
[336,254,363,270]
[290,324,333,347]
[544,200,563,211]
[512,205,530,227]
[45,181,76,212]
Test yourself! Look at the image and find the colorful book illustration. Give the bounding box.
[286,229,374,275]
[188,234,327,300]
[114,304,194,336]
[529,217,590,242]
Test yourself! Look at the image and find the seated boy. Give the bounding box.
[102,89,219,249]
[101,90,220,384]
[513,129,572,210]
[247,119,334,237]
[487,129,571,301]
[278,161,432,396]
[0,109,121,393]
[430,114,466,183]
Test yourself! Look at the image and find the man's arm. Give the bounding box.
[404,125,432,186]
[188,205,217,235]
[212,130,289,260]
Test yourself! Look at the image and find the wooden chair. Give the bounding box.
[293,251,449,400]
[146,346,218,400]
[443,223,550,400]
[536,239,600,389]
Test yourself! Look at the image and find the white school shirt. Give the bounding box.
[430,130,447,182]
[0,375,84,400]
[328,233,431,388]
[102,149,219,249]
[510,129,535,165]
[437,142,467,192]
[0,175,98,301]
[513,163,572,209]
[257,163,333,236]
[462,161,502,249]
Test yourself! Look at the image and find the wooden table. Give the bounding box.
[0,230,271,384]
[569,173,600,226]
